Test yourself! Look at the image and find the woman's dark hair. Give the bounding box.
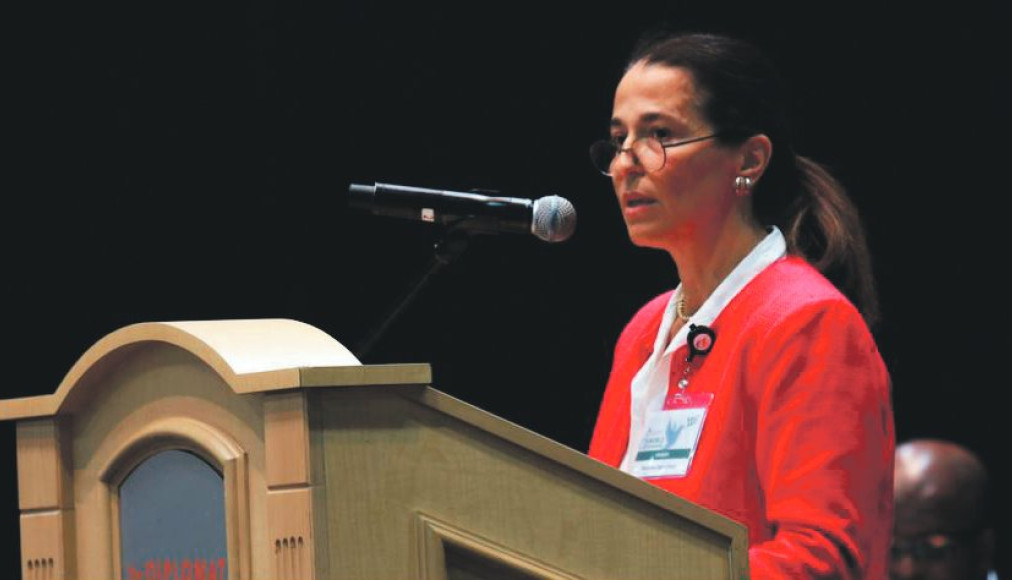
[627,31,879,327]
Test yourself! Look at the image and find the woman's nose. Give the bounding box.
[610,147,642,179]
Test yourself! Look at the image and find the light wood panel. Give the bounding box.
[316,386,746,579]
[16,418,73,512]
[19,510,75,580]
[265,391,316,579]
[16,417,75,578]
[267,488,315,580]
[417,512,583,580]
[265,392,311,487]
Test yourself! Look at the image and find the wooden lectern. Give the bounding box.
[0,319,748,579]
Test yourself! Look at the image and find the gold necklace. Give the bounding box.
[676,296,693,321]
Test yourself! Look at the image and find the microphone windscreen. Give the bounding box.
[532,196,577,242]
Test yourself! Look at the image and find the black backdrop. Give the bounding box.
[5,0,1009,576]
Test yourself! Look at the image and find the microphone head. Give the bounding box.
[531,195,577,242]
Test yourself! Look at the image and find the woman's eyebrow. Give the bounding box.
[610,112,680,127]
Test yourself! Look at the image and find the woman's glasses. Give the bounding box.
[589,133,720,176]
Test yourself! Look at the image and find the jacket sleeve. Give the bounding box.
[588,292,669,466]
[747,301,895,579]
[587,357,628,466]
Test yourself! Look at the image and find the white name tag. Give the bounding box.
[629,392,712,479]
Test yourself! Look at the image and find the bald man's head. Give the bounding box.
[894,439,990,533]
[891,439,993,580]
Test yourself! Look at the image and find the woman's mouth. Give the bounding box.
[622,193,659,221]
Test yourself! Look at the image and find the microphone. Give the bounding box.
[348,182,577,242]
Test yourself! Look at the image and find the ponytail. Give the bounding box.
[786,156,879,327]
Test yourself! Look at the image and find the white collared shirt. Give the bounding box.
[619,227,788,473]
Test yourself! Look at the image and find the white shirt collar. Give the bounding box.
[658,226,788,356]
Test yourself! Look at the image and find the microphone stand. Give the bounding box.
[354,226,472,360]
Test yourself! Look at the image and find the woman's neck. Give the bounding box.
[670,223,766,317]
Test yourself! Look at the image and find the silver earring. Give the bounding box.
[734,175,753,194]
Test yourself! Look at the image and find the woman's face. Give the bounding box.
[609,61,746,251]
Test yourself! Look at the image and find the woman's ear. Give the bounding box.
[738,134,772,183]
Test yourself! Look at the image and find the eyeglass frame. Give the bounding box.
[589,132,722,176]
[888,529,986,564]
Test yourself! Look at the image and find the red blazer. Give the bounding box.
[589,257,894,579]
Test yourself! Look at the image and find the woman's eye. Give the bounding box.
[609,135,626,147]
[650,127,673,141]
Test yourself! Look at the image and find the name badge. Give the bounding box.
[628,391,713,479]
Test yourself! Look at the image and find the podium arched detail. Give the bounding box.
[97,417,250,580]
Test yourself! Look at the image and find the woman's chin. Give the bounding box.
[625,225,668,249]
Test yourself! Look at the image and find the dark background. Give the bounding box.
[4,0,1008,576]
